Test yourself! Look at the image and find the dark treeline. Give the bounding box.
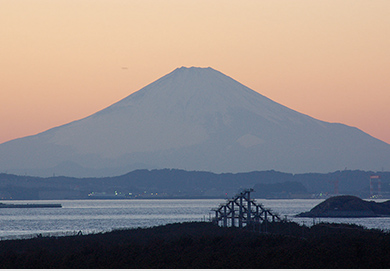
[0,221,389,268]
[1,169,389,199]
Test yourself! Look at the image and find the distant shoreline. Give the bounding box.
[0,203,61,208]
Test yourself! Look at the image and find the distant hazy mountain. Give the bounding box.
[1,67,389,177]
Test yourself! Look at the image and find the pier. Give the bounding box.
[211,188,283,228]
[0,203,62,208]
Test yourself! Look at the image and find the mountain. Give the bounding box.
[1,66,390,177]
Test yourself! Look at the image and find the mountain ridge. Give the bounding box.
[1,67,389,177]
[1,169,389,200]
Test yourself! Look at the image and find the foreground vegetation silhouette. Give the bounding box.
[0,221,390,268]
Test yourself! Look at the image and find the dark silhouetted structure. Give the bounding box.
[212,188,282,228]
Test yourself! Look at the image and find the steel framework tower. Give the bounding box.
[211,188,282,228]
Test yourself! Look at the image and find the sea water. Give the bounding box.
[0,199,389,240]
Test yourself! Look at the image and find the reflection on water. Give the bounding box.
[0,199,389,239]
[0,199,220,239]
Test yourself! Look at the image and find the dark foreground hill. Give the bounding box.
[1,221,390,268]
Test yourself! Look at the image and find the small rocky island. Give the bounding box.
[297,195,390,217]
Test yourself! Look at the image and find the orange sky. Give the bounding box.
[1,0,390,145]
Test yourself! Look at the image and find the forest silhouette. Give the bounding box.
[0,221,390,268]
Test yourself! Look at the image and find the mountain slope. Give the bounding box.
[1,67,389,177]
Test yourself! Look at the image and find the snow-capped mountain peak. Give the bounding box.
[0,67,389,177]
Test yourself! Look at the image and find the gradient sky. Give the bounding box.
[1,0,390,145]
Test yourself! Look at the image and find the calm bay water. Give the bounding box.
[1,198,389,240]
